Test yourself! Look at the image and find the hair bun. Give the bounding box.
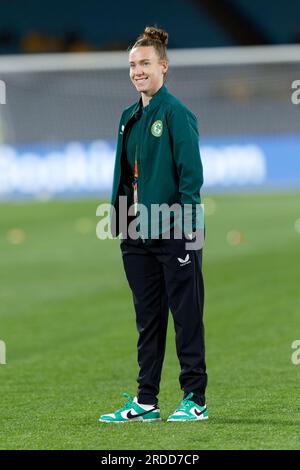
[143,26,168,45]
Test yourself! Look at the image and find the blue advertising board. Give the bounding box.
[0,134,299,199]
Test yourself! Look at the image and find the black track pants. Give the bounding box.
[120,236,207,406]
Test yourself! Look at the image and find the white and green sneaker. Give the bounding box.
[167,392,208,422]
[99,393,161,423]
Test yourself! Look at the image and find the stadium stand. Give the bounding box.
[1,0,299,54]
[0,0,235,54]
[227,0,300,44]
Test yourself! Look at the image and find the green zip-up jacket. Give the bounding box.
[110,84,203,238]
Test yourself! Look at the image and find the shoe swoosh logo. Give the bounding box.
[194,406,206,417]
[126,408,156,419]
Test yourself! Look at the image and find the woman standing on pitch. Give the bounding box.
[99,26,208,423]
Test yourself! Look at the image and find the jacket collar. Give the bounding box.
[129,84,168,120]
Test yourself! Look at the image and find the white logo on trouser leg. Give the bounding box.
[177,254,191,266]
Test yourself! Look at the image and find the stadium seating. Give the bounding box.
[0,0,299,52]
[0,0,235,54]
[227,0,300,43]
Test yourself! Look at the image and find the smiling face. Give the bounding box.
[129,46,168,98]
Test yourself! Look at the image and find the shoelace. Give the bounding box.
[119,392,134,411]
[174,392,194,412]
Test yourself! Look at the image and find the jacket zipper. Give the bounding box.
[137,113,145,203]
[117,113,138,197]
[137,115,145,242]
[118,110,146,242]
[133,144,138,216]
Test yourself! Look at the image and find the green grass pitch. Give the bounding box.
[0,192,299,449]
